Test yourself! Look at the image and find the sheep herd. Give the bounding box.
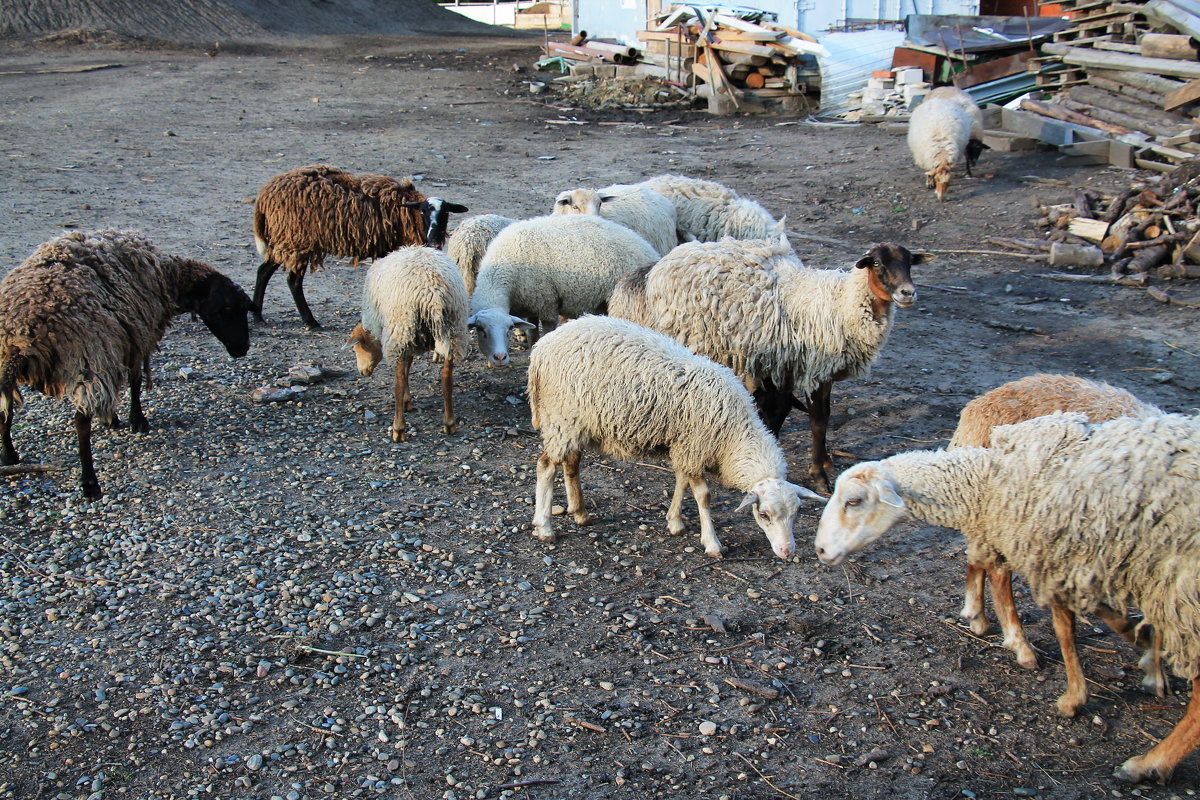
[0,149,1197,786]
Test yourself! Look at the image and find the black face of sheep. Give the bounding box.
[965,138,990,176]
[402,198,468,249]
[854,243,933,310]
[190,273,254,358]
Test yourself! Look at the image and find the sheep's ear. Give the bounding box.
[400,200,425,209]
[877,482,904,508]
[911,252,935,265]
[786,482,825,503]
[854,255,876,269]
[445,202,469,213]
[735,492,758,513]
[466,312,481,330]
[598,194,617,204]
[511,316,536,332]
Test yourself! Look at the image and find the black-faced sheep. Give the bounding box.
[608,236,930,491]
[347,246,468,442]
[251,164,467,328]
[814,412,1200,784]
[528,315,822,559]
[0,230,253,499]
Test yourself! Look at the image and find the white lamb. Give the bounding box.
[528,315,822,559]
[468,214,659,367]
[638,174,786,243]
[347,246,468,442]
[814,411,1200,784]
[551,185,678,257]
[445,213,515,295]
[608,236,930,491]
[907,97,974,201]
[925,86,988,174]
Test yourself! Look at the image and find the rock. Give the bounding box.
[702,614,727,634]
[698,720,717,736]
[252,386,302,403]
[854,747,889,768]
[288,364,327,384]
[246,754,263,771]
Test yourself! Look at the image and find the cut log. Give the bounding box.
[1019,98,1135,135]
[743,71,765,88]
[1059,97,1182,138]
[1042,43,1200,79]
[1088,69,1186,97]
[1087,74,1166,107]
[1066,85,1192,133]
[1140,33,1198,61]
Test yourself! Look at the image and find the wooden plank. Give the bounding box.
[711,29,781,42]
[1068,217,1110,242]
[1042,43,1200,79]
[709,39,775,57]
[1164,78,1200,111]
[1019,98,1135,135]
[1088,68,1185,96]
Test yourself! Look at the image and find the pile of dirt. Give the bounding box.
[1,0,503,44]
[553,76,696,111]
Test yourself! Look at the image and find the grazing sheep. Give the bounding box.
[552,185,678,257]
[925,86,988,174]
[468,214,658,367]
[445,213,515,295]
[347,246,469,443]
[638,174,786,243]
[947,374,1166,691]
[813,412,1200,783]
[252,164,468,328]
[528,315,822,558]
[608,235,930,491]
[907,97,973,201]
[0,230,253,499]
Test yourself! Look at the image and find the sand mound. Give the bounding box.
[1,0,503,43]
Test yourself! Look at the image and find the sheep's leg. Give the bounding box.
[1051,599,1088,717]
[285,269,321,329]
[440,358,456,435]
[128,362,149,433]
[665,472,688,536]
[75,410,101,500]
[252,261,280,322]
[806,380,834,492]
[1094,604,1169,698]
[689,476,723,558]
[988,563,1038,669]
[531,451,559,542]
[563,451,588,526]
[1115,675,1200,784]
[960,561,989,635]
[389,353,413,442]
[0,399,18,465]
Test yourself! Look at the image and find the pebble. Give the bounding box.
[246,754,263,771]
[698,720,717,736]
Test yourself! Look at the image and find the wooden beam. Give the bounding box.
[1068,84,1192,130]
[1164,78,1200,111]
[1042,43,1200,79]
[1088,68,1185,96]
[1019,98,1135,135]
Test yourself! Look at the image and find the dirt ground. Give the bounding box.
[0,32,1199,800]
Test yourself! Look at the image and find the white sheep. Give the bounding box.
[948,374,1167,696]
[814,411,1200,784]
[907,97,973,201]
[636,174,786,243]
[0,230,254,499]
[347,246,469,443]
[445,213,515,295]
[608,236,931,491]
[528,315,822,559]
[925,86,988,174]
[468,214,659,367]
[552,185,678,257]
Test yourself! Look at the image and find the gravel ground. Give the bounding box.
[0,33,1199,800]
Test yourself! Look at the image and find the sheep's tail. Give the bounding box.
[527,364,542,430]
[252,204,268,257]
[0,347,27,416]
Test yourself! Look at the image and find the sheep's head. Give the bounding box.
[467,308,536,368]
[552,188,601,216]
[965,137,990,171]
[188,268,253,358]
[930,163,953,202]
[348,323,383,377]
[855,243,932,310]
[403,198,469,249]
[814,462,907,565]
[735,479,824,560]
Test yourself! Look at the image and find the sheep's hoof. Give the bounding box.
[443,421,457,435]
[963,614,990,637]
[1114,756,1169,785]
[389,426,407,443]
[0,452,18,467]
[532,525,555,543]
[1016,651,1039,670]
[1055,693,1085,718]
[130,418,150,434]
[572,510,590,526]
[808,469,831,494]
[666,519,686,536]
[81,483,102,501]
[703,544,725,559]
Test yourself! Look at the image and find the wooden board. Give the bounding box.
[1164,79,1200,111]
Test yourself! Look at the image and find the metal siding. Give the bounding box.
[817,28,908,114]
[575,0,650,43]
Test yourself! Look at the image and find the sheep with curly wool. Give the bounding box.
[608,235,930,491]
[252,164,467,328]
[0,230,253,499]
[907,97,974,201]
[814,411,1200,784]
[637,174,786,243]
[925,86,988,174]
[552,185,678,257]
[347,246,469,443]
[528,315,822,559]
[468,214,658,367]
[445,213,515,295]
[947,374,1164,686]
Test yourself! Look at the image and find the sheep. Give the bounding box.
[813,411,1200,783]
[445,213,515,295]
[925,86,988,174]
[947,374,1164,688]
[907,97,974,201]
[608,235,931,491]
[637,173,786,243]
[0,229,254,499]
[347,246,469,443]
[251,164,468,328]
[528,315,823,559]
[468,214,659,367]
[551,185,678,257]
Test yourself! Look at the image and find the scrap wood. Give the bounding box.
[1148,287,1200,307]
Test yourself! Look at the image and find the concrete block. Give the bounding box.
[867,76,894,91]
[894,67,924,85]
[981,129,1039,152]
[902,84,929,104]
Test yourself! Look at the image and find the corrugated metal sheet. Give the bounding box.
[817,28,907,115]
